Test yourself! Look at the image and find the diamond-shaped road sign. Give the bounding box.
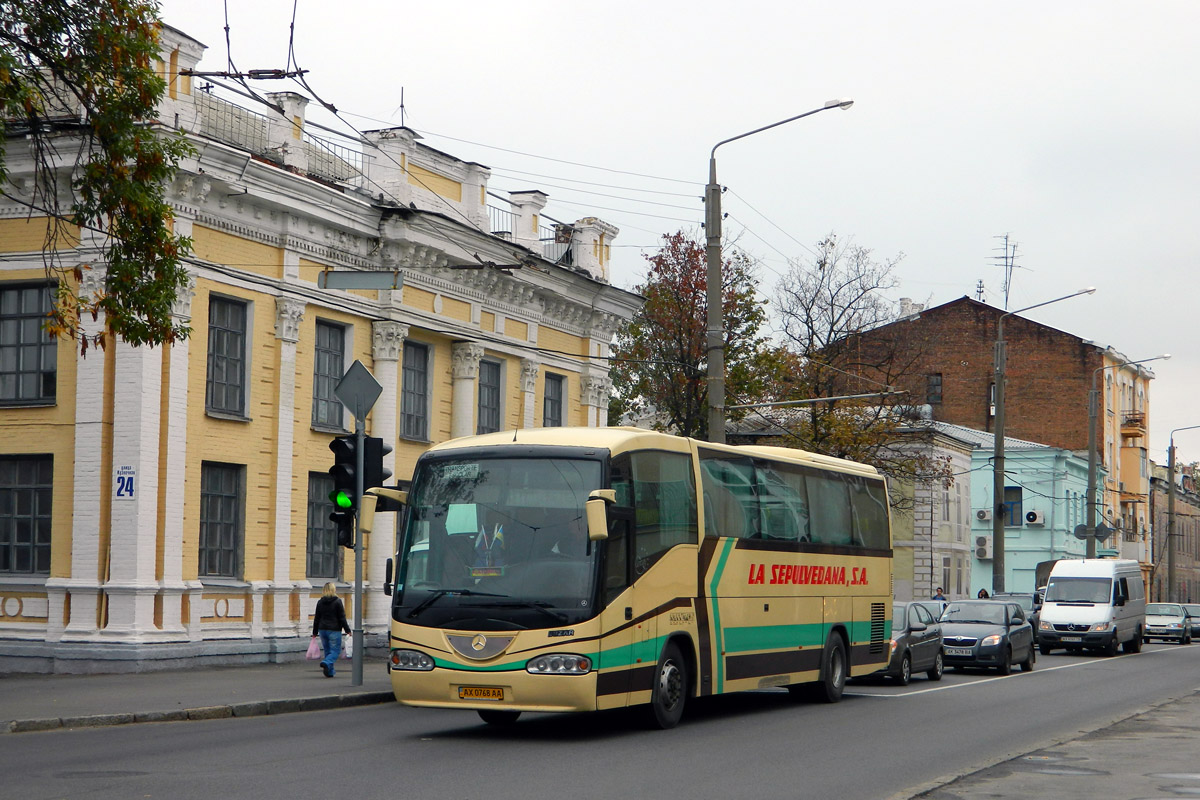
[335,360,381,421]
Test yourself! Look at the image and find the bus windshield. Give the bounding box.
[395,455,603,629]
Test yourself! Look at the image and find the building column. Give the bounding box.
[581,370,613,428]
[367,321,406,632]
[269,297,306,640]
[451,342,485,439]
[159,270,196,637]
[520,358,539,428]
[49,266,109,641]
[103,325,168,640]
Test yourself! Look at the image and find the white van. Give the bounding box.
[1037,559,1146,656]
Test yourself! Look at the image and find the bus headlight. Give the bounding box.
[526,654,592,675]
[391,649,435,671]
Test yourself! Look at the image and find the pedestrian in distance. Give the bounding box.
[312,582,351,678]
[977,588,990,599]
[933,587,946,600]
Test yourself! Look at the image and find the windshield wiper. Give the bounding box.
[407,589,505,619]
[466,600,569,624]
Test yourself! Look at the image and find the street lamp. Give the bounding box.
[992,287,1095,593]
[1086,353,1170,558]
[1167,425,1200,601]
[704,98,854,444]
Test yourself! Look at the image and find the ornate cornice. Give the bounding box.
[581,373,614,407]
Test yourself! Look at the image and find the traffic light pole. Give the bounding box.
[352,419,365,687]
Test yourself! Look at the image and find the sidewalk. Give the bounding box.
[0,657,395,734]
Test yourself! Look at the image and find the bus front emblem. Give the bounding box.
[472,635,487,651]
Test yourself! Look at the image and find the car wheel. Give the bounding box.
[478,709,521,725]
[927,650,944,682]
[1123,629,1142,653]
[1020,646,1035,672]
[1105,634,1120,657]
[894,652,912,686]
[1039,643,1054,656]
[645,642,688,729]
[1181,632,1191,645]
[997,646,1012,675]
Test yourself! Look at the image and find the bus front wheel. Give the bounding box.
[645,642,687,729]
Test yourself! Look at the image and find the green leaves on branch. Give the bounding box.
[1,0,193,351]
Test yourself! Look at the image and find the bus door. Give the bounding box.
[597,508,639,709]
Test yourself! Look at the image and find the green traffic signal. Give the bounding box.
[330,489,353,509]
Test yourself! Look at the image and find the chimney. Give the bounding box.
[266,92,309,173]
[508,191,548,256]
[569,217,619,282]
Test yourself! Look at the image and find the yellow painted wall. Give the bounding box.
[505,318,528,341]
[407,164,463,203]
[191,225,283,279]
[0,218,80,252]
[538,327,586,358]
[403,287,436,314]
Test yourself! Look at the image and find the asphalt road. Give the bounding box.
[7,643,1200,800]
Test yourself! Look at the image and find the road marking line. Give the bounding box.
[846,645,1194,697]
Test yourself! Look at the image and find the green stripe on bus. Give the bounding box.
[723,623,827,653]
[708,538,737,693]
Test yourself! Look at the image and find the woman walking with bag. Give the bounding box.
[312,582,351,678]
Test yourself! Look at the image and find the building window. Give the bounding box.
[401,341,429,440]
[1002,486,1023,527]
[199,462,243,578]
[0,455,52,574]
[926,373,942,405]
[312,320,345,429]
[206,297,247,416]
[544,373,564,427]
[307,472,339,579]
[0,283,56,405]
[477,359,501,434]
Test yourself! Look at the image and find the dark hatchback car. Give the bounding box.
[939,600,1036,674]
[991,591,1042,632]
[1185,604,1200,639]
[881,601,945,685]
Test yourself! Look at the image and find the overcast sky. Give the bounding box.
[158,0,1200,462]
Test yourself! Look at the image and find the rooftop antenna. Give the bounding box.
[974,279,986,302]
[990,234,1019,309]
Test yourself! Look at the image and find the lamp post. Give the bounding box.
[1167,425,1200,601]
[1086,354,1170,558]
[704,98,853,444]
[992,287,1095,593]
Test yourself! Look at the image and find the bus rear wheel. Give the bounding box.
[808,633,847,703]
[645,642,687,729]
[478,709,521,726]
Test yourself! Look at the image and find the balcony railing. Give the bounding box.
[1121,412,1147,437]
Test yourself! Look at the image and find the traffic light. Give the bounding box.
[328,435,358,512]
[331,508,355,549]
[363,436,393,491]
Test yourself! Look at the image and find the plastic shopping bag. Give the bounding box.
[342,636,353,659]
[305,636,321,660]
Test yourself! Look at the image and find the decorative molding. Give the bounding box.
[171,272,197,321]
[581,373,614,407]
[372,321,409,361]
[520,358,540,393]
[274,296,305,342]
[451,342,485,380]
[78,266,107,301]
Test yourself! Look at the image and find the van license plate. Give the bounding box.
[1060,636,1082,642]
[459,686,504,701]
[945,647,973,657]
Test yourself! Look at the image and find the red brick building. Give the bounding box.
[847,297,1158,559]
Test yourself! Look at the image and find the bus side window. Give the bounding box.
[699,455,756,539]
[806,471,853,545]
[603,516,631,605]
[849,476,891,550]
[631,451,697,574]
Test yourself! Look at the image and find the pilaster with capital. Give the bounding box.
[520,358,540,429]
[581,372,614,427]
[365,321,406,632]
[451,342,486,439]
[269,297,306,637]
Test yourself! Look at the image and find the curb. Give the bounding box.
[4,690,394,734]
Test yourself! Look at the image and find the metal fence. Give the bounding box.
[196,91,270,155]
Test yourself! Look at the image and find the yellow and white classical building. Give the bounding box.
[0,25,641,672]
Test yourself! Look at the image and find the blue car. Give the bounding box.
[939,600,1036,674]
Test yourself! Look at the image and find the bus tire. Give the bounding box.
[645,641,687,729]
[810,632,847,703]
[478,709,521,726]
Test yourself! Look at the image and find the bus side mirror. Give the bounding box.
[586,489,615,541]
[384,557,394,596]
